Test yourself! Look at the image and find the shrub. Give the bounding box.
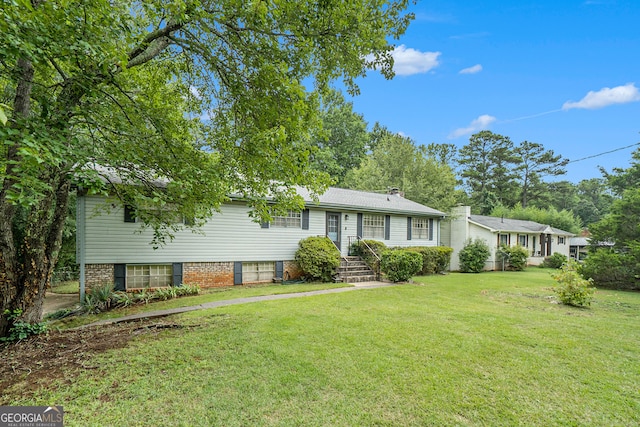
[497,245,529,271]
[295,236,340,282]
[404,246,453,275]
[380,249,422,282]
[580,248,640,291]
[0,309,48,342]
[459,239,491,273]
[350,239,387,272]
[552,259,595,307]
[541,252,567,269]
[83,283,117,313]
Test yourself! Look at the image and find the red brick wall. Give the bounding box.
[183,262,234,288]
[85,264,114,288]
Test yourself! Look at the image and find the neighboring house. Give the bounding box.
[569,237,589,261]
[445,206,574,271]
[77,187,446,291]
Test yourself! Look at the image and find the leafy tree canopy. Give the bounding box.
[0,0,413,333]
[490,204,582,234]
[344,126,460,212]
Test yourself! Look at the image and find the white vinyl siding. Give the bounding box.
[242,262,275,283]
[126,264,172,289]
[363,214,385,239]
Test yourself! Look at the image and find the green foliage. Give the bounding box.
[380,249,422,282]
[295,237,340,282]
[490,204,582,234]
[0,309,48,342]
[344,125,461,212]
[459,239,491,273]
[514,141,568,208]
[0,0,413,337]
[83,283,201,314]
[458,131,519,213]
[581,248,640,291]
[541,252,568,269]
[403,246,453,275]
[552,260,595,307]
[350,239,387,272]
[44,308,75,321]
[584,183,640,290]
[498,245,529,271]
[309,90,369,186]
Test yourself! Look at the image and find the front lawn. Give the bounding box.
[5,269,639,426]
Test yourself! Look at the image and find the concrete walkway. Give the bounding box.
[77,282,393,329]
[43,292,81,315]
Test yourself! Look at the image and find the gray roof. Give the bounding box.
[469,215,573,236]
[570,237,589,246]
[296,187,446,217]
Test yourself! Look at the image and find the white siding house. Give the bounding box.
[77,187,446,290]
[445,206,573,271]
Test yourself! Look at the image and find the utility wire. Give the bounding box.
[566,142,640,164]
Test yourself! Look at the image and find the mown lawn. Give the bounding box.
[12,269,640,426]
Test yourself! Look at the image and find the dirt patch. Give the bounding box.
[0,319,183,404]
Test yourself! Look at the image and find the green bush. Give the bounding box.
[498,245,529,271]
[295,236,340,282]
[83,283,116,313]
[350,239,387,272]
[541,252,567,269]
[380,249,422,282]
[459,239,491,273]
[404,246,453,275]
[552,259,595,307]
[580,248,640,291]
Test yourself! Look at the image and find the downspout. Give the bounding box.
[77,192,86,303]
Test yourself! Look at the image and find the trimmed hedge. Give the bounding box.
[403,246,453,275]
[381,249,422,282]
[295,236,340,282]
[540,252,568,269]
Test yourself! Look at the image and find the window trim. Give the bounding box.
[271,210,302,228]
[125,264,173,289]
[411,217,430,240]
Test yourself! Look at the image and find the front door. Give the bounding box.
[326,212,341,251]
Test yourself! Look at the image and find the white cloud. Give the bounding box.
[459,64,483,75]
[189,85,202,99]
[391,45,441,76]
[562,83,640,110]
[448,114,496,139]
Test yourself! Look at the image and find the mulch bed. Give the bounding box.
[0,319,183,404]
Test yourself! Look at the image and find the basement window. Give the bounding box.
[242,262,275,283]
[126,264,173,289]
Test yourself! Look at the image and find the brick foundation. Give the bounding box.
[84,260,302,289]
[183,262,234,288]
[85,264,114,289]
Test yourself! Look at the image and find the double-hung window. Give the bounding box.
[242,262,275,282]
[363,214,385,239]
[411,218,430,239]
[271,210,302,228]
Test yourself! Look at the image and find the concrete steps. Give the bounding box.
[336,256,377,283]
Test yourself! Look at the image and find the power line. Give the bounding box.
[566,142,640,164]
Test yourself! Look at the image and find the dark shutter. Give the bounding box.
[261,221,269,229]
[172,262,183,286]
[407,217,412,240]
[234,261,243,285]
[384,215,391,240]
[124,205,136,223]
[114,264,126,291]
[275,261,284,280]
[428,219,434,240]
[302,209,310,230]
[357,213,363,238]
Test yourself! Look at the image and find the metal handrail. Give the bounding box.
[351,235,381,280]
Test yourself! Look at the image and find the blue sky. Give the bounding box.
[346,0,640,183]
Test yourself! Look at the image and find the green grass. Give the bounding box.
[50,280,80,294]
[15,270,640,425]
[55,282,352,329]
